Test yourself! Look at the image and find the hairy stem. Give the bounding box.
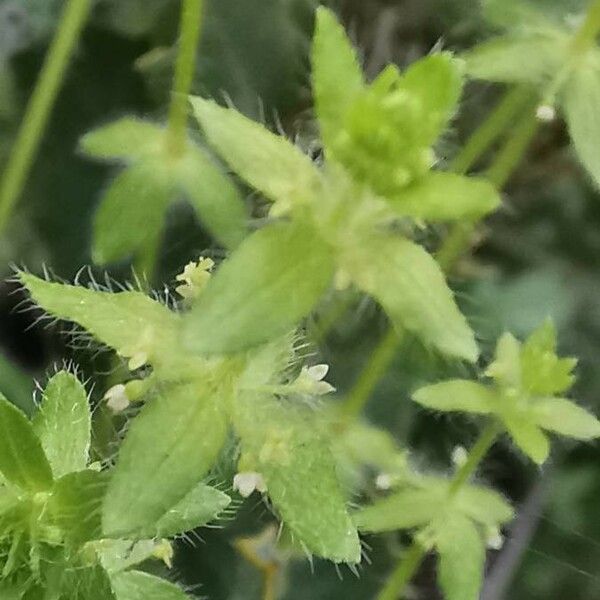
[0,0,91,234]
[378,421,501,600]
[166,0,204,157]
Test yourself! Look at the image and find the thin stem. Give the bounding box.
[341,327,401,418]
[377,421,501,600]
[0,0,91,234]
[448,420,502,495]
[376,541,427,600]
[166,0,204,157]
[450,86,533,176]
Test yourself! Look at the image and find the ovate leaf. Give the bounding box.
[413,380,495,414]
[503,414,550,464]
[346,235,478,362]
[400,52,464,145]
[190,97,321,207]
[388,172,500,222]
[176,146,247,249]
[312,7,364,154]
[434,514,485,600]
[532,397,600,440]
[183,221,334,354]
[49,470,108,546]
[0,394,53,491]
[33,371,90,478]
[234,394,360,563]
[354,486,445,533]
[464,34,567,84]
[111,571,190,600]
[455,484,514,526]
[102,384,227,537]
[563,53,600,185]
[20,272,180,370]
[138,482,231,538]
[93,161,172,264]
[80,118,165,162]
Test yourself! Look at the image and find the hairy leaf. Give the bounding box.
[102,384,227,537]
[80,118,165,162]
[183,221,334,354]
[503,414,550,464]
[20,272,180,370]
[176,146,247,249]
[346,235,478,362]
[434,514,485,600]
[93,161,172,264]
[532,397,600,440]
[353,486,445,532]
[49,470,108,546]
[312,7,364,154]
[413,380,495,414]
[137,482,231,538]
[111,571,190,600]
[33,371,90,478]
[234,394,361,563]
[388,172,500,222]
[190,97,320,208]
[0,394,53,491]
[455,484,514,526]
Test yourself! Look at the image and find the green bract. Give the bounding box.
[21,271,361,564]
[413,321,600,464]
[186,7,501,362]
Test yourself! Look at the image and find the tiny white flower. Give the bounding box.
[298,364,336,395]
[451,446,468,468]
[307,364,329,381]
[176,257,214,301]
[104,384,130,414]
[536,104,556,122]
[233,472,267,498]
[375,473,393,490]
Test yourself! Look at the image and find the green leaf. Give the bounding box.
[20,272,180,371]
[190,97,321,208]
[102,384,227,538]
[234,394,360,563]
[346,235,478,362]
[400,52,464,145]
[183,221,334,354]
[486,332,522,389]
[49,470,108,546]
[520,320,576,395]
[93,161,172,264]
[564,60,600,189]
[111,571,190,600]
[311,7,364,154]
[0,394,53,491]
[455,484,514,526]
[388,173,500,222]
[33,371,90,478]
[80,118,165,162]
[464,34,567,84]
[502,414,550,464]
[137,482,231,538]
[63,564,117,600]
[531,397,600,440]
[434,514,485,600]
[176,145,247,249]
[412,380,495,414]
[354,486,445,532]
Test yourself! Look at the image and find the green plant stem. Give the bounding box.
[375,541,428,600]
[166,0,204,157]
[342,327,401,419]
[377,421,501,600]
[450,85,533,176]
[571,0,600,54]
[0,0,91,234]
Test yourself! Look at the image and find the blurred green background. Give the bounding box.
[0,0,599,598]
